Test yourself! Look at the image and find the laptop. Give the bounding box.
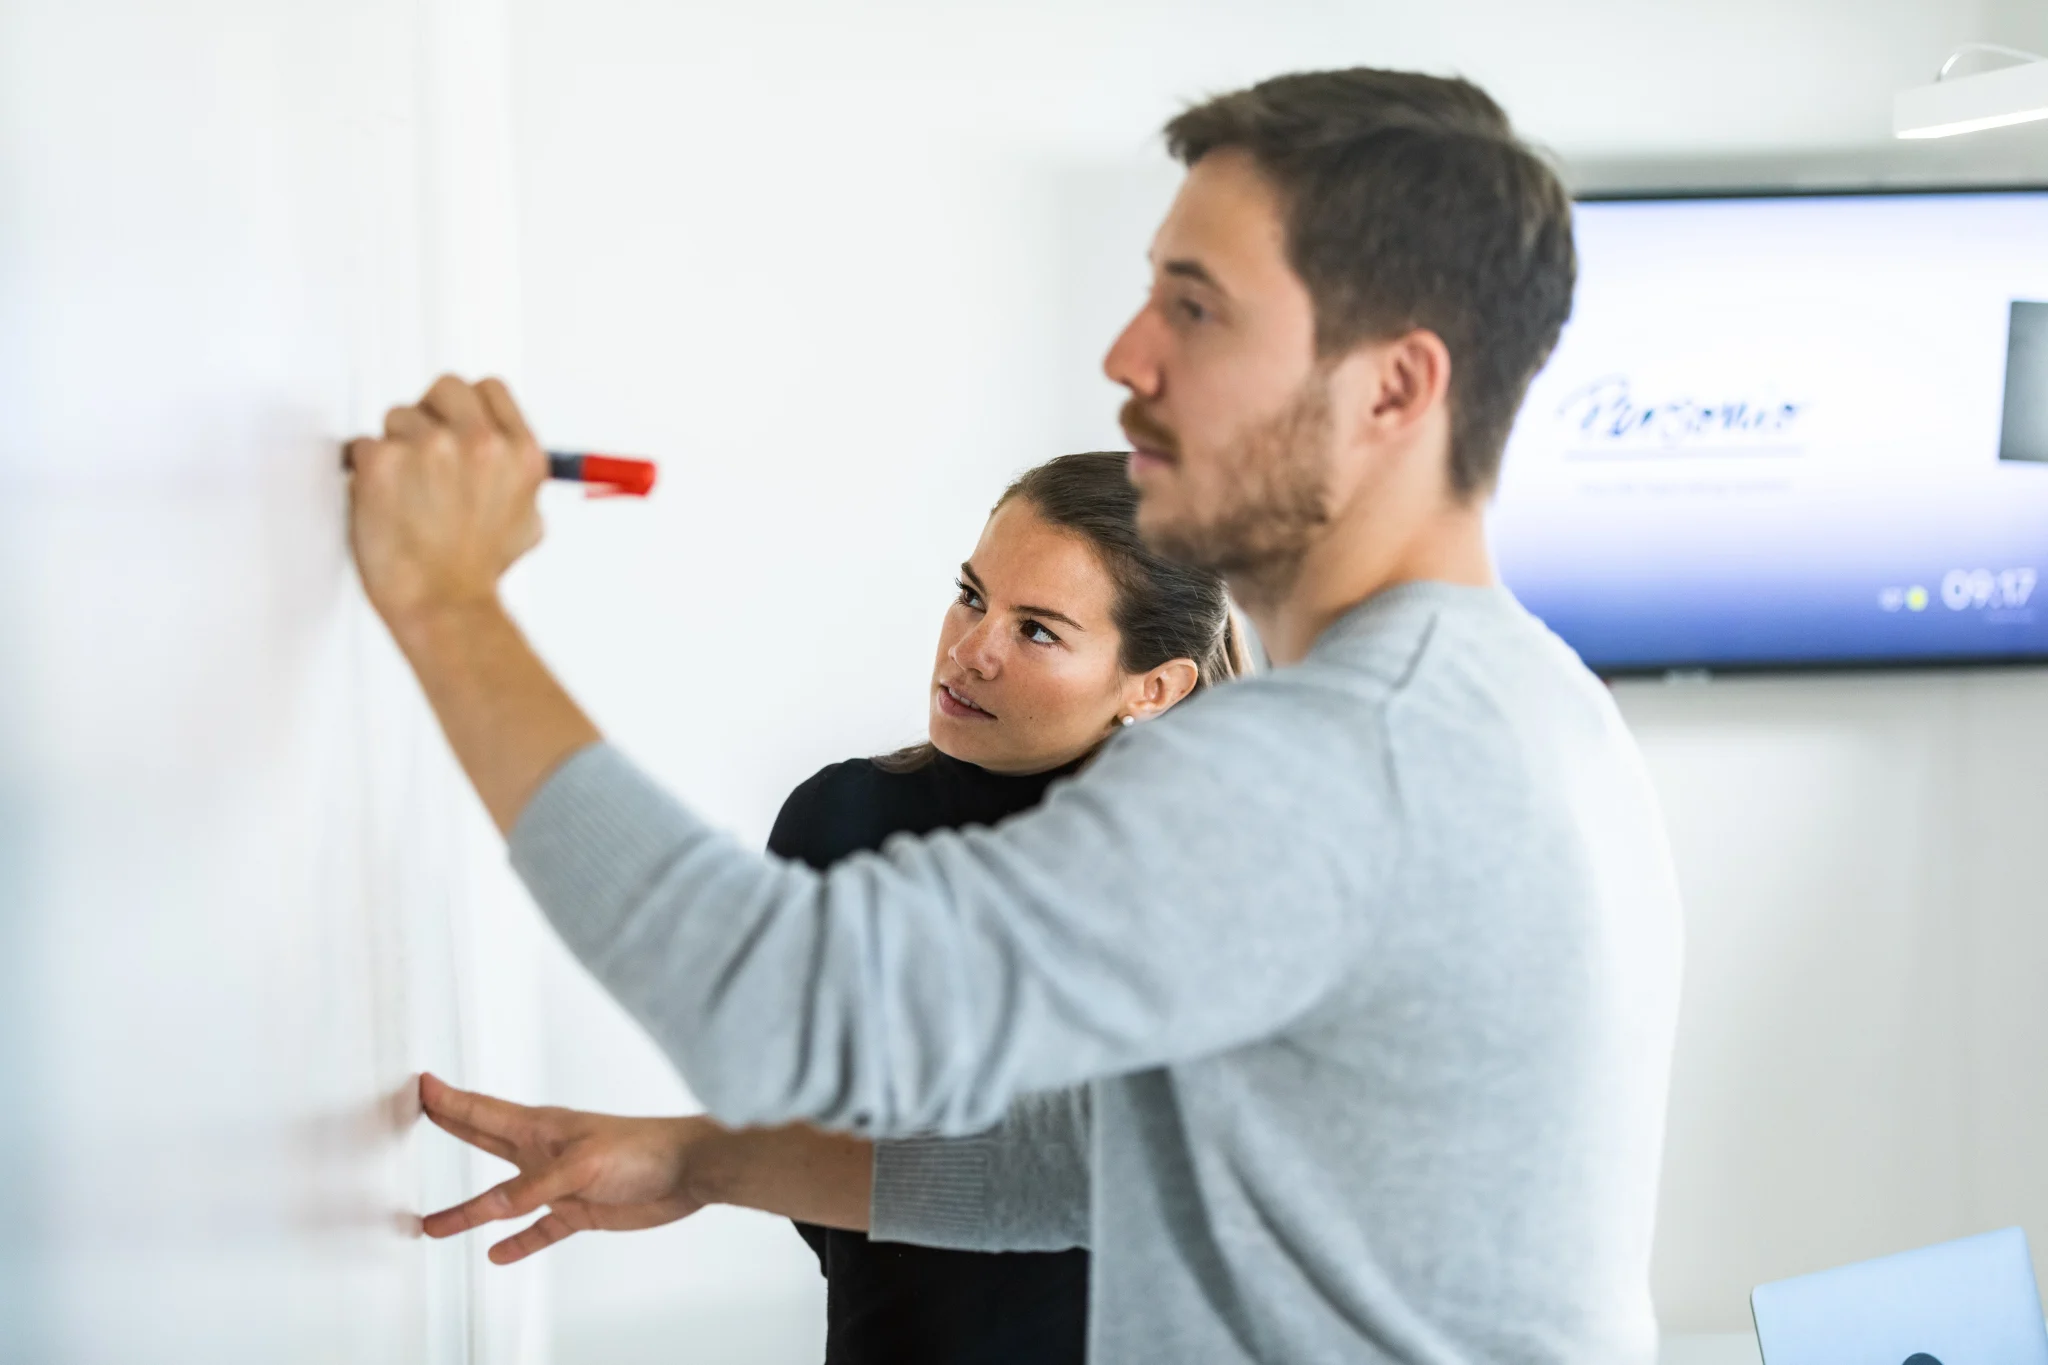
[1751,1227,2048,1365]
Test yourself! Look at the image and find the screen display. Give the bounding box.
[1491,190,2048,674]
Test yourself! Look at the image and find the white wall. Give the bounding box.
[0,1,543,1359]
[1621,669,2048,1331]
[487,1,2048,1360]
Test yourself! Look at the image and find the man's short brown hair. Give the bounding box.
[1165,69,1576,497]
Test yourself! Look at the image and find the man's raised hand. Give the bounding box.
[344,375,548,631]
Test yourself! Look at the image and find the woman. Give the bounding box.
[418,452,1245,1365]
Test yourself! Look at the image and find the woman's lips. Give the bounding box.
[935,683,997,721]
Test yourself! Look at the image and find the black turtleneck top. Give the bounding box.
[765,748,1089,1365]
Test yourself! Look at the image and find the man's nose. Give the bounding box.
[1104,303,1165,399]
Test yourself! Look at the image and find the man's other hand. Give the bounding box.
[344,376,547,629]
[419,1072,712,1265]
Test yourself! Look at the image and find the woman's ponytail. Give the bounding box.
[1204,609,1253,687]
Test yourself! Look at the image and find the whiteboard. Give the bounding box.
[0,0,539,1358]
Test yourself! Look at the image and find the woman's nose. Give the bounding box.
[950,620,1002,678]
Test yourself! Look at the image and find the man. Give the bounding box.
[348,68,1683,1364]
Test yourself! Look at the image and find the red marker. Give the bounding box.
[547,451,658,498]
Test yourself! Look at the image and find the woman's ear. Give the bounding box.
[1127,658,1200,721]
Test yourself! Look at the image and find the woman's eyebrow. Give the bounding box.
[960,561,1087,631]
[1018,603,1085,630]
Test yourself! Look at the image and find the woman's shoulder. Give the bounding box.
[782,755,895,815]
[767,756,925,869]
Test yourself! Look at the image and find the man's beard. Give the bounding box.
[1124,378,1336,601]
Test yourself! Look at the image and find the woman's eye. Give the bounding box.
[954,580,984,610]
[1023,621,1060,646]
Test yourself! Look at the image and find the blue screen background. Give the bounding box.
[1491,191,2048,674]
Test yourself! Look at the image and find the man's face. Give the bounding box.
[1104,150,1336,589]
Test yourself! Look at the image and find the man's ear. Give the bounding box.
[1369,328,1451,431]
[1329,328,1451,447]
[1128,658,1201,721]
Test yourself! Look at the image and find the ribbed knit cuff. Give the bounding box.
[869,1135,995,1248]
[507,741,696,963]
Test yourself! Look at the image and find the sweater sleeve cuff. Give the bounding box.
[869,1135,995,1249]
[507,741,699,963]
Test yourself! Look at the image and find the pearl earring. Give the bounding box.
[1120,715,1135,728]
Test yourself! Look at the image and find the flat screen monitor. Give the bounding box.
[1491,187,2048,675]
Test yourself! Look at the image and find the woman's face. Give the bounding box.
[929,498,1177,775]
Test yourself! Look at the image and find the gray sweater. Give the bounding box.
[509,581,1683,1364]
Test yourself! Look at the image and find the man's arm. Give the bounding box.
[872,1086,1092,1253]
[350,378,1384,1141]
[389,600,600,834]
[420,1076,1092,1260]
[512,691,1374,1139]
[346,376,600,834]
[689,1121,876,1232]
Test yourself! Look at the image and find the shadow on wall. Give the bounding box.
[0,771,49,1360]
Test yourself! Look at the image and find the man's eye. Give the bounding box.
[1176,297,1207,323]
[1023,621,1060,646]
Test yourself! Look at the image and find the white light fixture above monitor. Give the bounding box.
[1895,43,2048,139]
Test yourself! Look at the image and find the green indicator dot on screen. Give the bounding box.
[1907,586,1929,611]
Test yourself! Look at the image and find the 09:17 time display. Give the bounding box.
[1941,567,2038,611]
